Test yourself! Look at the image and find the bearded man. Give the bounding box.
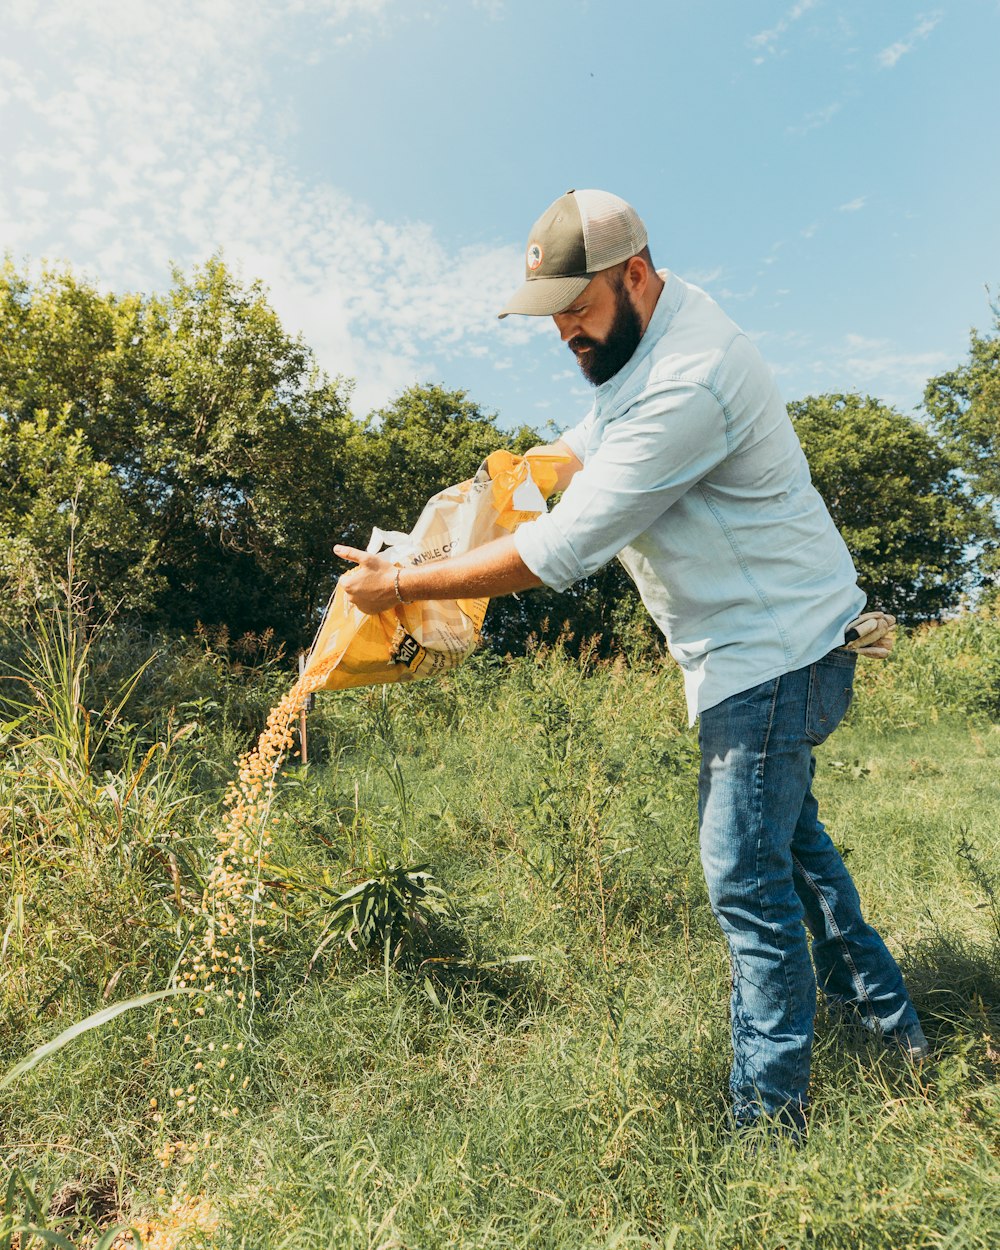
[335,189,928,1137]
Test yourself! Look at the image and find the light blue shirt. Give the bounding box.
[513,270,866,724]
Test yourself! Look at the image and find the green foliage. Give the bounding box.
[851,601,1000,727]
[0,268,657,658]
[321,856,449,965]
[0,1167,135,1249]
[1,989,185,1092]
[924,298,1000,573]
[0,406,136,613]
[4,254,1000,666]
[351,383,537,540]
[0,604,201,1043]
[790,392,983,621]
[0,257,356,646]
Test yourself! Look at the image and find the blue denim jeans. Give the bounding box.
[698,649,926,1132]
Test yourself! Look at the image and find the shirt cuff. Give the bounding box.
[513,512,588,592]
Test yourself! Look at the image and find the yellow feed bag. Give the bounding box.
[302,451,565,692]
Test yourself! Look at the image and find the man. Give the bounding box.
[336,189,928,1136]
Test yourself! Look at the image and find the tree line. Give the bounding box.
[1,257,997,658]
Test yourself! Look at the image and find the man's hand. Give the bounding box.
[335,535,540,616]
[844,610,896,659]
[334,546,399,615]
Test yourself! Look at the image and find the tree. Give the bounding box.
[0,406,136,611]
[789,393,981,622]
[349,383,538,541]
[0,258,358,646]
[923,301,1000,575]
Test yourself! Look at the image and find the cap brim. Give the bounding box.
[497,274,592,319]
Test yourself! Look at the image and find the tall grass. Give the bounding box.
[0,593,201,1032]
[1,609,998,1248]
[852,602,1000,728]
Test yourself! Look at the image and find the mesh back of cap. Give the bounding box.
[577,189,647,271]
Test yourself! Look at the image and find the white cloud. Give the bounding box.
[841,334,950,397]
[718,284,759,302]
[746,326,948,410]
[193,177,533,413]
[788,100,842,135]
[838,196,867,212]
[749,0,819,61]
[67,206,121,248]
[762,241,784,267]
[877,11,942,68]
[747,327,813,349]
[0,0,534,416]
[684,265,724,286]
[800,333,951,409]
[286,0,393,15]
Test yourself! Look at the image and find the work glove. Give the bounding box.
[843,611,896,659]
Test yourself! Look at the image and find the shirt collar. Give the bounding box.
[595,269,682,403]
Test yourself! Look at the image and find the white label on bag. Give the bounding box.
[512,476,546,512]
[367,526,413,554]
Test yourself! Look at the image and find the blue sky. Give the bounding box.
[1,0,998,434]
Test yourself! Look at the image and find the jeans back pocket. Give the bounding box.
[806,650,857,745]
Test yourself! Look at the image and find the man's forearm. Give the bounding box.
[334,535,541,616]
[333,444,580,616]
[397,536,541,602]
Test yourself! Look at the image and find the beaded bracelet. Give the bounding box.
[394,567,406,604]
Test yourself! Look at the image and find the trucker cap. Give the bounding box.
[497,189,648,319]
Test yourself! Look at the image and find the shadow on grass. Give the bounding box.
[0,1167,126,1250]
[404,915,559,1026]
[901,930,1000,1049]
[295,907,558,1030]
[806,931,999,1076]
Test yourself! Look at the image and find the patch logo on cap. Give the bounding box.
[526,242,543,271]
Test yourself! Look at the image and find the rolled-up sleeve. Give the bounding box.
[558,411,593,464]
[514,381,729,591]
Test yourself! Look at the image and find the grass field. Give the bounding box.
[1,608,998,1249]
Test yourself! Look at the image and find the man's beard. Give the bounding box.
[569,278,644,386]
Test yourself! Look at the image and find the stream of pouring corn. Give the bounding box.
[177,670,326,1012]
[147,668,327,1224]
